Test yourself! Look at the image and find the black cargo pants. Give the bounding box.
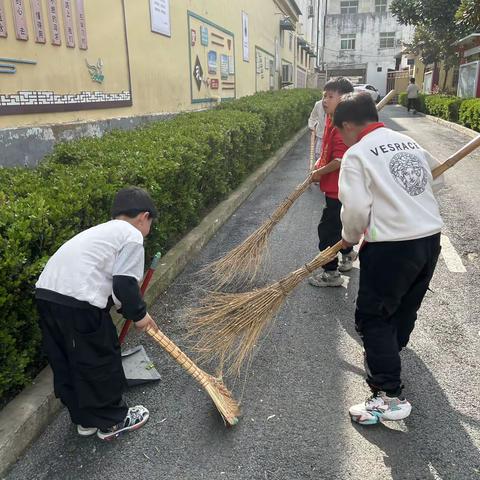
[37,300,128,429]
[355,233,441,394]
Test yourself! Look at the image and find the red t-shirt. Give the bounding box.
[314,116,348,199]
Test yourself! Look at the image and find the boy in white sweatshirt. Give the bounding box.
[334,92,443,425]
[36,187,159,440]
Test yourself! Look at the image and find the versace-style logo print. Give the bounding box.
[389,152,428,196]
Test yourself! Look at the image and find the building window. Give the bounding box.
[340,0,358,14]
[375,0,387,13]
[379,32,395,48]
[340,34,356,50]
[280,30,285,48]
[289,33,293,51]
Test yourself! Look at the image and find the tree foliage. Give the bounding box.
[455,0,480,33]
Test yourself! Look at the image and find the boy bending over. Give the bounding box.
[36,187,159,440]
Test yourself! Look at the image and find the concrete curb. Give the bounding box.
[0,369,61,479]
[0,126,308,478]
[393,104,478,139]
[423,113,478,139]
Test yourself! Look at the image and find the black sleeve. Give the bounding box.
[112,275,147,322]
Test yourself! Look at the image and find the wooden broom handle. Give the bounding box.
[145,326,210,389]
[309,130,316,171]
[432,135,480,179]
[376,90,395,111]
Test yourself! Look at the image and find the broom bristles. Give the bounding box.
[146,326,240,426]
[201,174,314,288]
[190,242,342,375]
[204,375,240,426]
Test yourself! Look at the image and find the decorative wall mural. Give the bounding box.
[188,11,235,103]
[0,56,36,74]
[0,0,88,48]
[0,0,131,115]
[0,90,131,112]
[86,58,104,83]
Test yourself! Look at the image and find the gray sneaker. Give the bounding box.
[338,252,357,273]
[308,270,343,287]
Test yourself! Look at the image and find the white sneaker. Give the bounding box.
[349,391,412,425]
[308,270,343,287]
[338,252,357,273]
[77,425,98,437]
[97,405,150,441]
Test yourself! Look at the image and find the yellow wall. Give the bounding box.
[0,0,299,129]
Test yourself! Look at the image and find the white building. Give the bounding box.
[290,0,324,88]
[318,0,413,95]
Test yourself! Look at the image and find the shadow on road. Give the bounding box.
[336,277,480,479]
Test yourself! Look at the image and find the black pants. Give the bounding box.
[407,98,418,112]
[318,196,353,271]
[37,300,128,429]
[355,234,441,394]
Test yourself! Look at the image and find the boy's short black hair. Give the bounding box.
[111,187,158,219]
[324,77,354,95]
[410,77,415,83]
[333,92,379,128]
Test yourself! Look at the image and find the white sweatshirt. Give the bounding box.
[36,220,145,309]
[339,127,443,244]
[308,100,326,137]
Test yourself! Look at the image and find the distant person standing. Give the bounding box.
[308,98,326,158]
[406,78,420,114]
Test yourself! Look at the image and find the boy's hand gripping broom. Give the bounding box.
[119,254,240,426]
[204,91,396,288]
[190,134,480,376]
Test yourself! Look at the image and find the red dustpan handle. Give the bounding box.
[118,252,162,345]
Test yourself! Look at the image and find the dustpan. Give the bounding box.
[119,252,162,386]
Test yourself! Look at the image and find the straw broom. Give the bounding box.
[190,134,480,375]
[204,90,397,287]
[190,242,342,375]
[146,325,240,426]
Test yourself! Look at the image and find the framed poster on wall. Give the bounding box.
[150,0,170,37]
[242,11,249,62]
[188,11,235,103]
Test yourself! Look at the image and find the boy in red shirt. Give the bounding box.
[309,77,356,287]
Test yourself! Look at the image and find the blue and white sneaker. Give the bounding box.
[349,391,412,425]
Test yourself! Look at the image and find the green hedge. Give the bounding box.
[0,88,321,401]
[459,99,480,132]
[424,95,463,122]
[398,93,480,132]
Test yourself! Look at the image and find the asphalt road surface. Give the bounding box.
[5,106,480,480]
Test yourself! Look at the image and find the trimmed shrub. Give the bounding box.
[459,98,480,132]
[424,95,463,122]
[399,93,468,124]
[0,88,321,401]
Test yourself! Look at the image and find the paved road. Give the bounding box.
[5,106,480,480]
